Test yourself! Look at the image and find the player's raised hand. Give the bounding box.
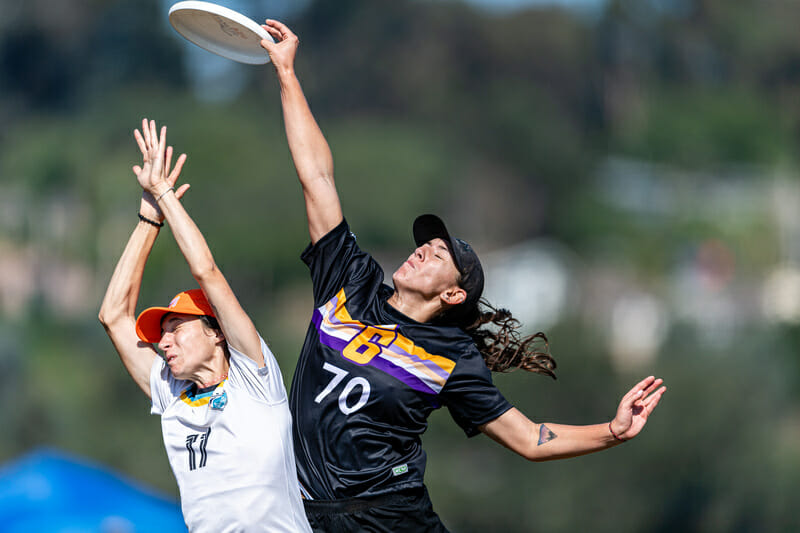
[133,118,190,221]
[133,118,167,194]
[260,19,299,74]
[609,376,666,441]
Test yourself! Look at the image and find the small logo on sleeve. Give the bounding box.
[392,464,409,476]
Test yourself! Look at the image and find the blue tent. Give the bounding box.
[0,448,186,532]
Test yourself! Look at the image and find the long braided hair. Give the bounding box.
[440,299,557,379]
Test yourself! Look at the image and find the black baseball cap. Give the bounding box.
[413,214,485,309]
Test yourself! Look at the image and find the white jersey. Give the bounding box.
[150,335,312,533]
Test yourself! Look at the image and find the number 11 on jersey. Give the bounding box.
[186,427,211,471]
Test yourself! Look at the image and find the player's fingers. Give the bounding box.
[175,183,191,200]
[267,19,296,39]
[260,37,275,52]
[642,386,666,407]
[262,24,282,40]
[639,381,664,412]
[148,120,158,152]
[134,129,148,157]
[619,378,649,405]
[621,389,643,410]
[164,146,174,175]
[147,119,159,150]
[143,120,152,151]
[141,118,150,146]
[627,376,656,399]
[157,126,167,156]
[263,19,285,33]
[168,154,187,183]
[641,378,664,399]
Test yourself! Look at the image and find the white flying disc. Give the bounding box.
[168,1,273,65]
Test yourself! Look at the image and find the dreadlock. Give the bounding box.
[456,299,557,379]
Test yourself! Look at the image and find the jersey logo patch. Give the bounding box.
[392,464,409,476]
[312,288,456,395]
[210,390,228,411]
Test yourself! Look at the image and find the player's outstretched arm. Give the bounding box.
[479,376,666,461]
[135,119,264,366]
[260,19,342,244]
[98,128,190,398]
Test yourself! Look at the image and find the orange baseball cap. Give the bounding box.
[135,289,215,343]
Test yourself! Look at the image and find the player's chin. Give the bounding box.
[390,268,403,285]
[166,358,183,376]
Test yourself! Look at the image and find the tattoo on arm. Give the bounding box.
[537,424,557,446]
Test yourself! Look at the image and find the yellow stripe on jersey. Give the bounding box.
[313,288,456,395]
[180,380,227,407]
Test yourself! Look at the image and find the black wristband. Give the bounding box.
[138,212,164,228]
[608,422,626,442]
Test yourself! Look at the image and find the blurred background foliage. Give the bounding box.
[3,0,800,531]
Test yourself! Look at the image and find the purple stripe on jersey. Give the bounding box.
[312,309,350,352]
[325,304,347,327]
[313,311,437,394]
[384,343,451,382]
[312,296,443,395]
[312,307,323,328]
[369,355,438,395]
[313,309,438,395]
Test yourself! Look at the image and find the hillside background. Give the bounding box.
[2,0,800,531]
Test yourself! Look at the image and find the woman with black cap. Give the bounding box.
[98,119,311,532]
[260,20,667,533]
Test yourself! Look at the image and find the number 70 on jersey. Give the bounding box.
[314,362,371,415]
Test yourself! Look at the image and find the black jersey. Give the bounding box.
[290,220,512,500]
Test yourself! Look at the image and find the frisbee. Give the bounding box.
[168,1,273,65]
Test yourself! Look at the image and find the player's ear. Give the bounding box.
[201,318,226,342]
[440,287,466,306]
[212,327,226,343]
[210,329,226,350]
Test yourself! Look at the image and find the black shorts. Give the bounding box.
[303,486,450,533]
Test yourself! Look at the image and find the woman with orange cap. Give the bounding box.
[98,119,311,533]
